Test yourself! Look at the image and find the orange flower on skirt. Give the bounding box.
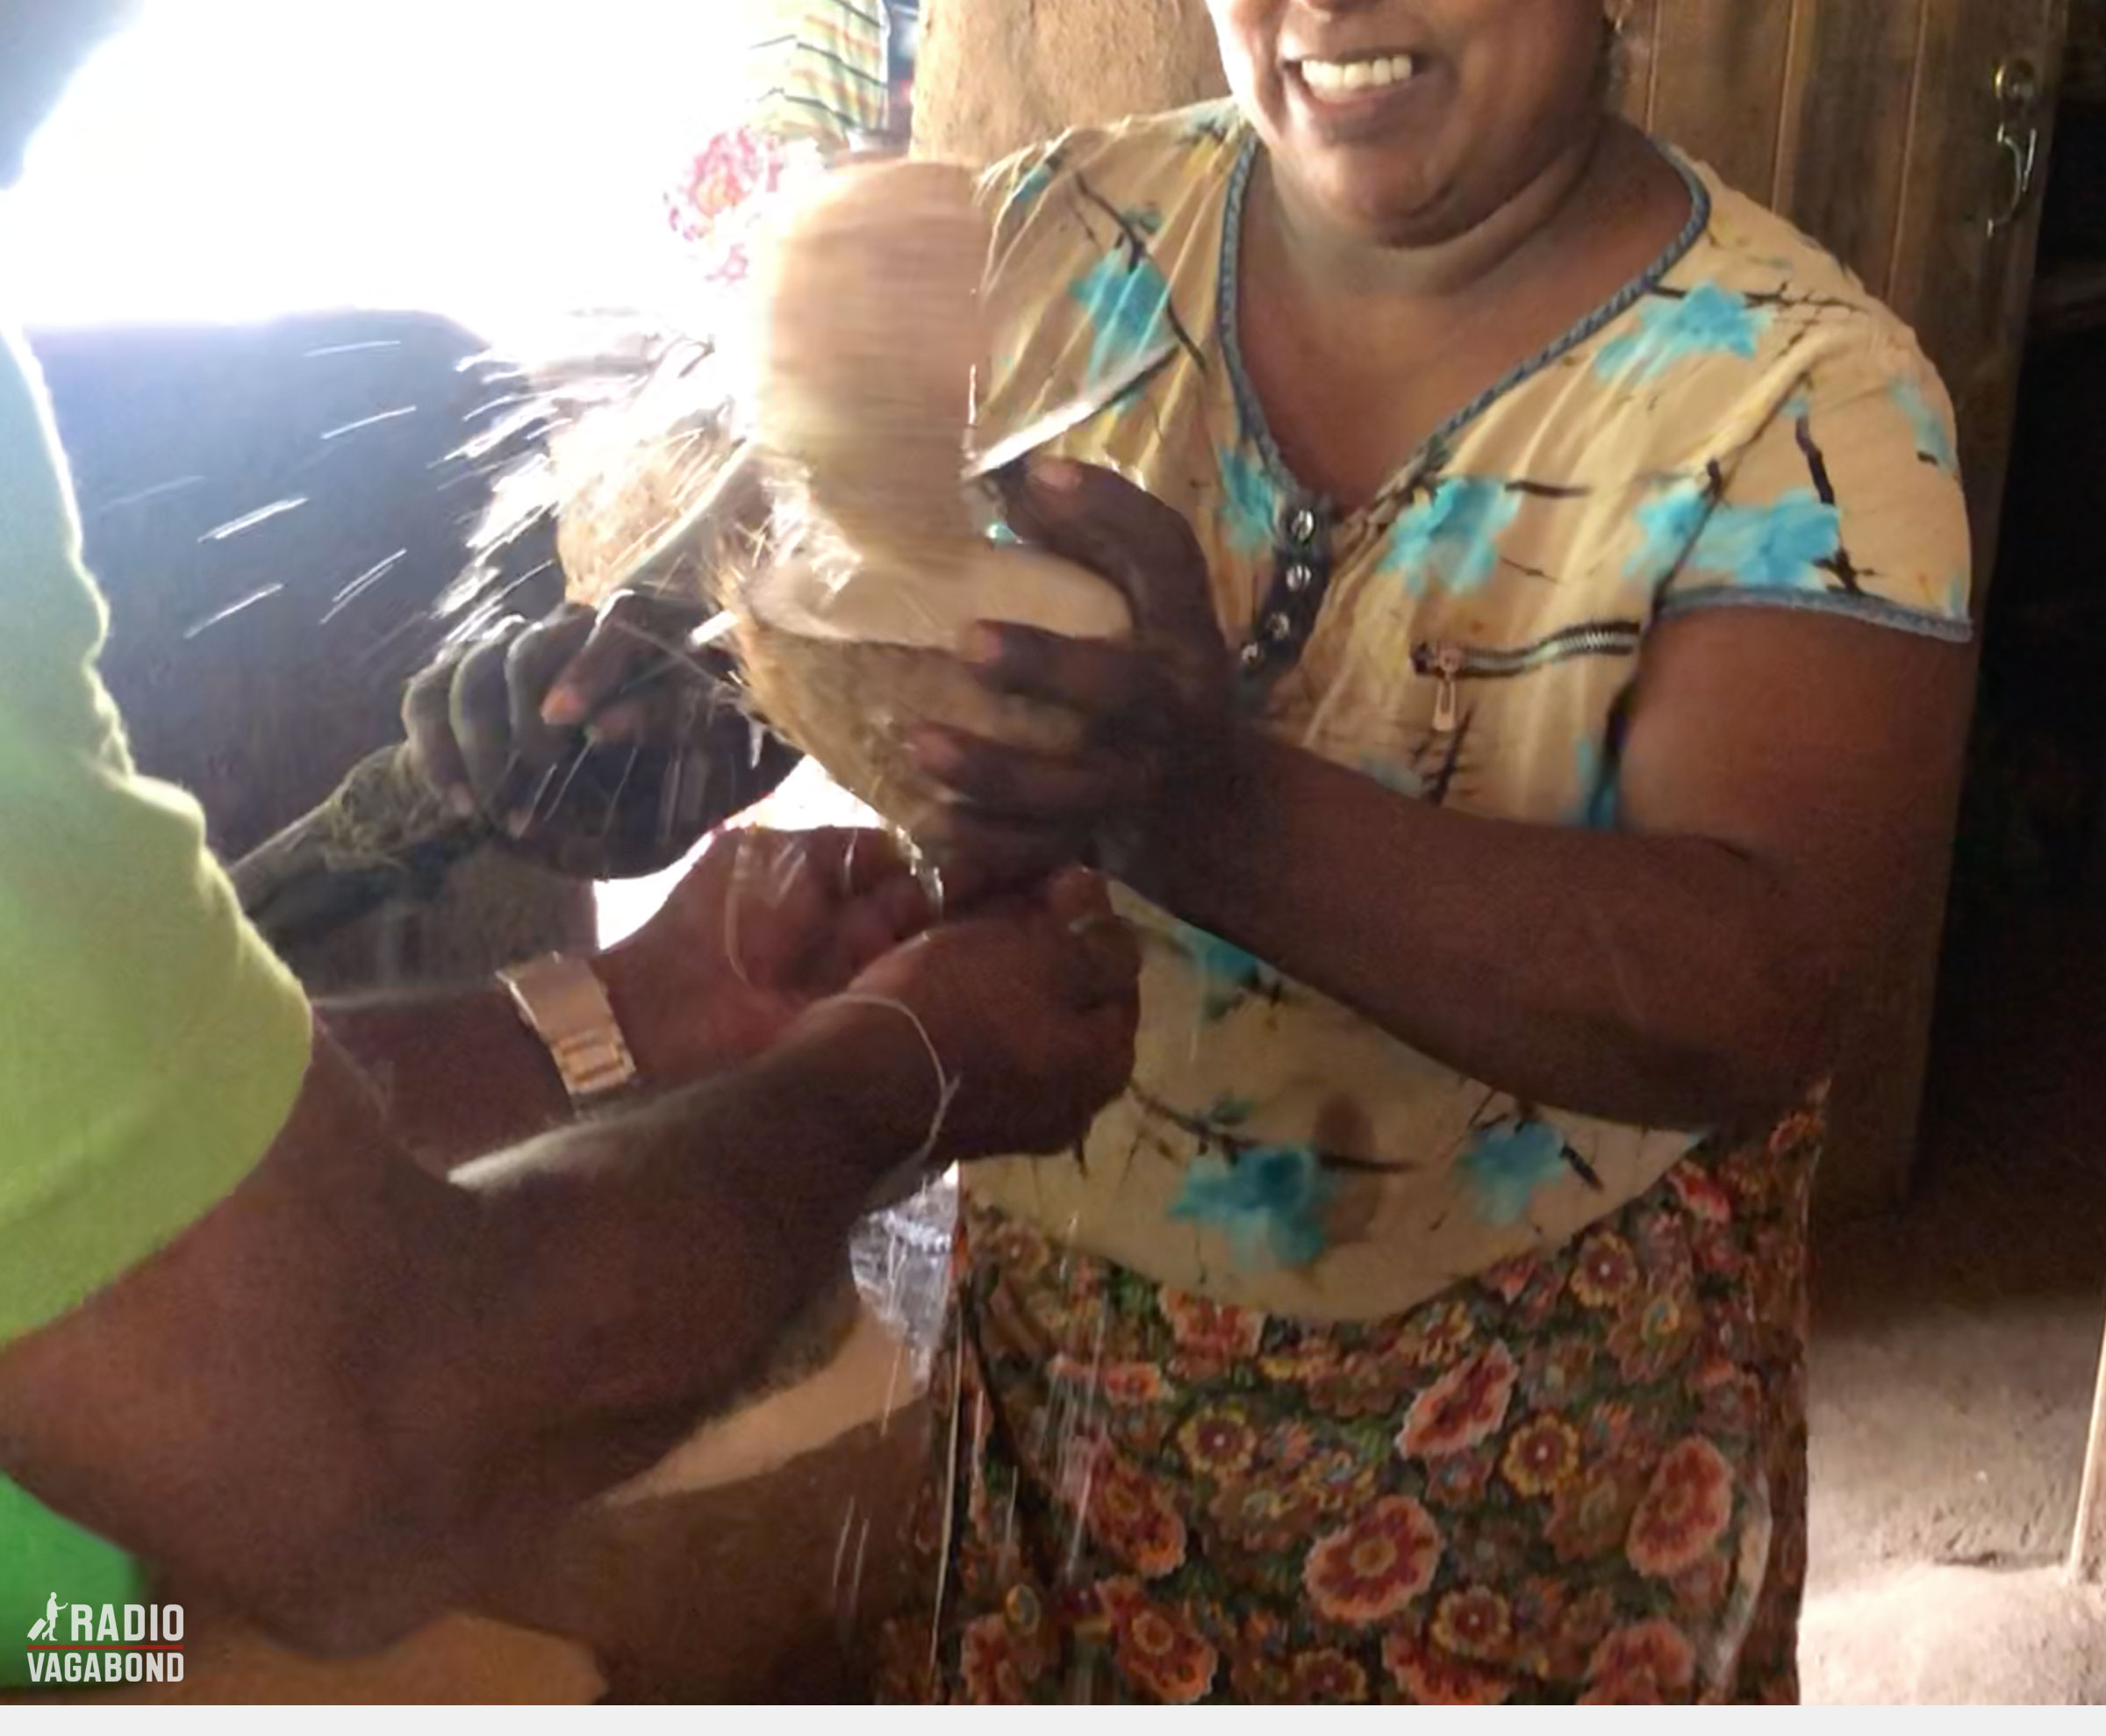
[1051,1354,1174,1406]
[1098,1581,1218,1704]
[1075,1445,1189,1578]
[1303,1496,1443,1624]
[958,1614,1028,1704]
[1158,1291,1267,1371]
[1501,1413,1583,1498]
[1584,1618,1697,1703]
[1380,1632,1513,1705]
[1431,1585,1516,1664]
[1627,1437,1736,1579]
[1667,1163,1734,1224]
[1288,1647,1371,1702]
[1394,1298,1479,1368]
[1569,1230,1641,1309]
[1177,1404,1260,1478]
[1397,1341,1519,1460]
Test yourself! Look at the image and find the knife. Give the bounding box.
[958,335,1180,483]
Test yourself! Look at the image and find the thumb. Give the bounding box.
[542,590,722,732]
[997,456,1219,645]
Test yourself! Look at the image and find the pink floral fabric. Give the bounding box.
[874,1106,1818,1704]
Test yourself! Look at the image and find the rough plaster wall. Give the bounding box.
[912,0,1228,165]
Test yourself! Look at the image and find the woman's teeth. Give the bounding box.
[1297,54,1421,97]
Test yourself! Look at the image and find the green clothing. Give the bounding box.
[0,319,313,1682]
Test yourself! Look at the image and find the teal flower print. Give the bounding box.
[1360,756,1429,799]
[1570,738,1619,830]
[1173,922,1280,1020]
[1891,379,1959,476]
[1687,489,1842,592]
[1459,1119,1571,1228]
[1940,568,1971,621]
[1218,443,1278,556]
[1382,477,1521,597]
[1071,250,1172,386]
[1005,159,1057,222]
[1595,283,1770,385]
[1170,1144,1338,1270]
[1625,480,1712,585]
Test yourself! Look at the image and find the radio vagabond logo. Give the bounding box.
[23,1592,185,1684]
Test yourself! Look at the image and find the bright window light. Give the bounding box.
[3,0,755,341]
[4,0,870,943]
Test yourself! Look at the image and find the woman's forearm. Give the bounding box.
[1132,731,1830,1130]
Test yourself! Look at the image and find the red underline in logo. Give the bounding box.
[25,1644,184,1650]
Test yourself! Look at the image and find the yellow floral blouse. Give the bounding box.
[957,102,1973,1324]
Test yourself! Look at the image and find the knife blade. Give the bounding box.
[960,336,1179,483]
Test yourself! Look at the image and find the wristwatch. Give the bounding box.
[498,952,641,1108]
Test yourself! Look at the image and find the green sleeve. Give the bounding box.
[0,321,315,1676]
[0,321,313,1346]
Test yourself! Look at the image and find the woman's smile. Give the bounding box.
[1282,47,1447,145]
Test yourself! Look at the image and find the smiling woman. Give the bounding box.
[848,0,1980,1706]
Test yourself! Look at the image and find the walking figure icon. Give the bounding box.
[25,1592,59,1641]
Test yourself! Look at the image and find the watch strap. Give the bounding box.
[498,952,641,1106]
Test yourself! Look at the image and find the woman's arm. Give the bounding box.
[913,423,1975,1133]
[1131,606,1973,1130]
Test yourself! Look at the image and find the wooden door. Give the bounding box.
[1624,0,2072,1213]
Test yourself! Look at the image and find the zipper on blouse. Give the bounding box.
[1428,644,1467,733]
[1413,621,1644,732]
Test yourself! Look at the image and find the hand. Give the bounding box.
[907,456,1239,889]
[597,826,932,1085]
[810,866,1142,1165]
[400,592,798,879]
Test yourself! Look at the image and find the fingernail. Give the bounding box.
[960,624,1005,667]
[910,727,962,776]
[505,808,534,839]
[447,786,477,819]
[541,686,587,727]
[1032,456,1083,493]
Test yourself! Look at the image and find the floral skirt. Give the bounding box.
[872,1108,1818,1704]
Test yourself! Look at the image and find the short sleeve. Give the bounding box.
[1648,323,1973,642]
[976,133,1071,259]
[0,323,313,1346]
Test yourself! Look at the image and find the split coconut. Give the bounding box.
[733,158,1133,843]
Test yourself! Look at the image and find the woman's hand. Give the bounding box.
[597,825,931,1086]
[401,592,798,880]
[806,865,1143,1164]
[907,456,1239,889]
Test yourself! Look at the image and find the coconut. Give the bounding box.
[734,158,1134,842]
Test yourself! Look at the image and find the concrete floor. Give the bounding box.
[1802,907,2106,1704]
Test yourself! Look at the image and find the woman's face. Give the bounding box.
[1207,0,1610,247]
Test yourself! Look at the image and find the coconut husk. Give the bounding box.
[548,353,749,611]
[734,619,1088,838]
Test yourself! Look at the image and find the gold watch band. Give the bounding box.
[498,953,641,1106]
